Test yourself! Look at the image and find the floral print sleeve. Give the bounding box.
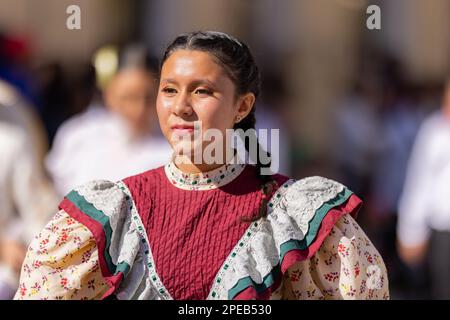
[14,210,109,300]
[282,214,390,300]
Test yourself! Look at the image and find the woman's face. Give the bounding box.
[157,49,253,161]
[105,68,156,136]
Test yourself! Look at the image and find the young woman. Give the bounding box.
[15,31,389,300]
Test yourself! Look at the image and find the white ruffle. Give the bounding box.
[210,176,347,299]
[270,176,344,246]
[75,180,141,269]
[72,180,152,299]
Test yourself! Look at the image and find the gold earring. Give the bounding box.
[236,116,242,123]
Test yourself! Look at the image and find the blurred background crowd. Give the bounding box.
[0,0,449,300]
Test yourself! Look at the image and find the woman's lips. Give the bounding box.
[171,125,195,133]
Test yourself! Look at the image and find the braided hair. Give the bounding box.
[161,31,277,221]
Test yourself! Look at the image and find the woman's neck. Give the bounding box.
[173,148,236,174]
[175,162,224,174]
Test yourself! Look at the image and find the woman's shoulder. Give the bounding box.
[271,175,359,210]
[249,167,348,198]
[55,178,150,298]
[121,165,166,189]
[17,176,149,299]
[60,179,130,222]
[270,176,362,250]
[268,175,362,252]
[57,165,169,233]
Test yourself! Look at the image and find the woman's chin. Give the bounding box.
[171,144,199,162]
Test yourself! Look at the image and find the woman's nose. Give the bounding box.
[173,92,193,117]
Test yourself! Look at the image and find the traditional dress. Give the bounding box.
[14,162,389,300]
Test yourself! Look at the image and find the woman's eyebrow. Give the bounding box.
[190,79,218,89]
[161,78,219,89]
[160,78,178,85]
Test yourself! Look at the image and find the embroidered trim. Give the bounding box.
[164,161,246,190]
[116,180,173,300]
[207,179,295,299]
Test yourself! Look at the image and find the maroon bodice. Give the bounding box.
[123,165,288,299]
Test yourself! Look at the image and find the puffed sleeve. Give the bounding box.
[282,214,389,300]
[14,210,108,300]
[220,176,389,301]
[14,179,147,300]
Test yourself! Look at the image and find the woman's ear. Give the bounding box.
[235,92,256,123]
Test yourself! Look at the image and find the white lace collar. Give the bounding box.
[164,161,246,190]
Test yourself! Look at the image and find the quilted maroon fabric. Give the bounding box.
[123,165,289,300]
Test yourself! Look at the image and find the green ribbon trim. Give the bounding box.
[66,190,130,276]
[228,264,281,300]
[115,261,131,276]
[228,187,353,299]
[279,188,353,259]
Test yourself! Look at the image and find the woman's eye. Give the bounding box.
[194,88,213,96]
[162,87,177,95]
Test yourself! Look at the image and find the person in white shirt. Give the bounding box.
[0,81,58,299]
[46,46,172,197]
[397,78,450,299]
